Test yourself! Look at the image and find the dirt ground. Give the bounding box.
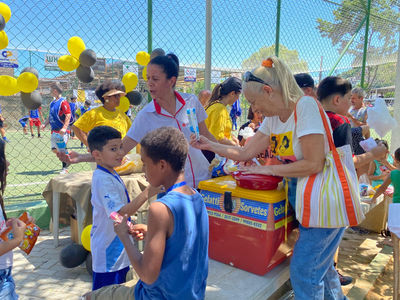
[337,228,394,299]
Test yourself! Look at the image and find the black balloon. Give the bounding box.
[21,91,42,110]
[0,15,5,31]
[21,67,39,79]
[59,243,88,268]
[86,252,93,275]
[150,48,165,60]
[126,91,143,106]
[76,65,94,83]
[79,49,97,67]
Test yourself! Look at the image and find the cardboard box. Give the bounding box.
[199,176,294,275]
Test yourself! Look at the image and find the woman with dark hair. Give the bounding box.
[63,53,216,189]
[72,80,132,148]
[205,77,242,146]
[237,106,263,145]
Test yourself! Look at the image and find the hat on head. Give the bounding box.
[221,77,242,95]
[102,89,126,98]
[294,73,314,88]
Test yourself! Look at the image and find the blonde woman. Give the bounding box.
[191,57,346,299]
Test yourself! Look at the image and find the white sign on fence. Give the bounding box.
[184,68,196,82]
[0,50,18,68]
[44,54,61,71]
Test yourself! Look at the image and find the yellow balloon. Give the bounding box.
[122,72,138,92]
[0,31,8,50]
[142,66,147,81]
[117,96,130,112]
[57,55,79,72]
[17,72,38,93]
[0,3,11,23]
[81,224,92,251]
[0,75,18,96]
[136,51,150,66]
[67,36,86,59]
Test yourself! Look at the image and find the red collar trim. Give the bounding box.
[153,91,186,117]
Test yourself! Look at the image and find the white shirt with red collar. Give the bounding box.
[126,92,210,188]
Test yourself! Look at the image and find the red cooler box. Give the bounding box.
[199,175,294,275]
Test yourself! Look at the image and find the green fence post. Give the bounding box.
[360,0,371,89]
[328,16,366,76]
[275,0,281,57]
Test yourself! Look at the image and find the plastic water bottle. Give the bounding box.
[53,132,68,154]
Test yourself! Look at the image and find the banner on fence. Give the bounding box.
[44,54,61,71]
[184,68,196,82]
[0,50,19,68]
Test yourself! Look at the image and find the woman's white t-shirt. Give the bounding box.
[0,206,13,270]
[258,96,330,163]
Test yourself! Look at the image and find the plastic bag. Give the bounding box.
[114,153,143,175]
[0,212,40,255]
[209,154,238,177]
[367,98,397,137]
[238,126,255,140]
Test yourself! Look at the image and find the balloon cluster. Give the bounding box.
[0,3,11,50]
[58,36,97,83]
[0,66,42,110]
[115,50,151,112]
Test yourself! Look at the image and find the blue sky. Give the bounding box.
[3,0,398,83]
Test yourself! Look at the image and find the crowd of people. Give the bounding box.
[0,51,399,300]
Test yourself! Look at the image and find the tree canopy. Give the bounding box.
[317,0,400,90]
[241,44,308,73]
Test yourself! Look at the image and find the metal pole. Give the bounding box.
[147,0,153,102]
[390,33,400,152]
[147,0,153,54]
[360,0,371,88]
[328,16,366,76]
[275,0,281,57]
[204,0,212,91]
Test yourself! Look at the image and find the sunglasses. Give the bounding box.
[243,71,270,87]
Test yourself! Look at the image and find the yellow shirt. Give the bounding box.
[73,106,132,137]
[205,103,232,140]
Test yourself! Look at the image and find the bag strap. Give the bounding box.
[294,97,358,226]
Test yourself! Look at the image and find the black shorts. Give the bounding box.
[0,120,3,128]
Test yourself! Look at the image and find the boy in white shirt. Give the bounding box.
[87,125,157,291]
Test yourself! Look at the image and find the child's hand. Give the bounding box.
[132,224,147,241]
[11,219,26,242]
[113,214,130,240]
[57,150,80,164]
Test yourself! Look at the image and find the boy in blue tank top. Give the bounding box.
[85,126,209,300]
[86,126,162,292]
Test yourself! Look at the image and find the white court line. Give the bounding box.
[8,181,48,187]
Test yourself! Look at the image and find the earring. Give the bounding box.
[105,99,109,103]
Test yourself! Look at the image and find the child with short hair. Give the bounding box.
[85,126,209,300]
[371,147,400,203]
[368,139,396,187]
[0,139,27,299]
[87,126,158,291]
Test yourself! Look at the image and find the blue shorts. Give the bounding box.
[0,267,18,300]
[92,266,129,291]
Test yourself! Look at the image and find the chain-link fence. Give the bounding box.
[1,0,399,205]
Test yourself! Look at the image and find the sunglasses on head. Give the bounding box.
[243,71,270,87]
